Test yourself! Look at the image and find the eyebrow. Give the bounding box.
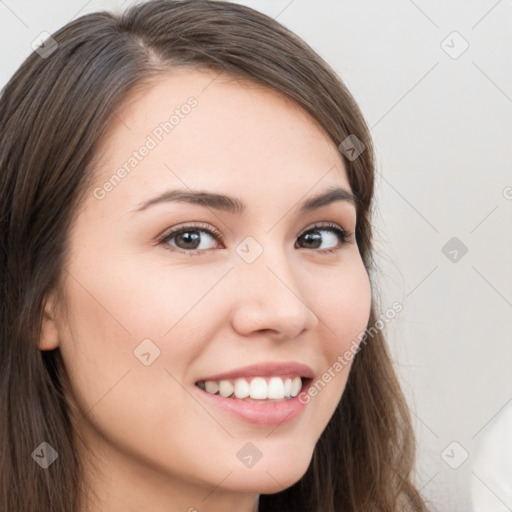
[131,186,358,215]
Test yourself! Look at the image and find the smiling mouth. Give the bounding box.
[195,375,311,402]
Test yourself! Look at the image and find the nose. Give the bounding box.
[230,247,319,341]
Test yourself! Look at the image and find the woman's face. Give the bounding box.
[42,68,372,510]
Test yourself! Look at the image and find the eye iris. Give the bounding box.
[302,232,321,249]
[176,230,201,249]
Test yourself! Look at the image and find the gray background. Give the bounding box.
[1,1,511,510]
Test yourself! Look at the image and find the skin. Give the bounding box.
[39,67,372,512]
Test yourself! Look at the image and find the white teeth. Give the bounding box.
[290,376,302,397]
[200,376,304,400]
[234,378,250,399]
[250,377,268,399]
[284,378,292,397]
[218,380,234,397]
[267,377,284,399]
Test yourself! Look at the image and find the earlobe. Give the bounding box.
[39,296,60,351]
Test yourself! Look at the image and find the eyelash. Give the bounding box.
[158,221,353,256]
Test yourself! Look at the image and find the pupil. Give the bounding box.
[303,232,321,248]
[178,231,200,249]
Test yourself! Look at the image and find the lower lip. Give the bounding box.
[194,379,312,427]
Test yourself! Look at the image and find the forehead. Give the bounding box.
[89,67,352,211]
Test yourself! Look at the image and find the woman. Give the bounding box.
[0,1,430,510]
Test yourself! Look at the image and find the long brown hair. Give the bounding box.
[0,1,429,510]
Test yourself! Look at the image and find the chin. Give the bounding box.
[222,453,311,494]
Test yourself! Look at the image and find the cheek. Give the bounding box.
[56,264,203,461]
[56,255,226,406]
[315,257,372,356]
[55,276,135,412]
[295,256,372,417]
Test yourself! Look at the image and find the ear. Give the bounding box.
[39,292,60,351]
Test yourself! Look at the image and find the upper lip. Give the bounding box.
[196,361,315,383]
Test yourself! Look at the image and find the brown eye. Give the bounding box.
[160,224,223,255]
[295,223,352,253]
